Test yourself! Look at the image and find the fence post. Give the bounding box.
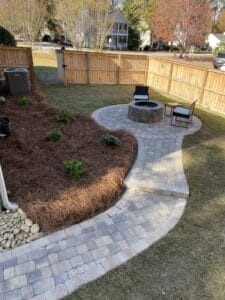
[198,68,209,104]
[118,54,121,85]
[86,52,90,84]
[27,48,35,82]
[56,49,64,84]
[167,61,174,94]
[145,56,149,85]
[62,49,68,87]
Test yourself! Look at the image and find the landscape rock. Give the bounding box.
[18,208,24,215]
[13,228,20,235]
[20,224,30,233]
[30,224,40,234]
[0,207,42,252]
[25,218,33,227]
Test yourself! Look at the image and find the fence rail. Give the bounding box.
[0,47,35,81]
[59,50,225,114]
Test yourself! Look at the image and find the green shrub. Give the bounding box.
[100,134,120,146]
[57,110,73,123]
[63,159,86,179]
[17,97,31,106]
[47,128,62,141]
[42,34,51,42]
[0,26,16,46]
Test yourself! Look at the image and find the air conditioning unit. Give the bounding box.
[4,67,31,96]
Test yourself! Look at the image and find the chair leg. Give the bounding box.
[188,115,193,124]
[171,116,189,128]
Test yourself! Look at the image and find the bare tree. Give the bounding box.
[55,0,84,48]
[0,0,46,44]
[88,0,115,49]
[55,0,115,50]
[0,0,19,35]
[16,0,46,43]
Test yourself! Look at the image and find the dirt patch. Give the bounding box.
[0,86,137,231]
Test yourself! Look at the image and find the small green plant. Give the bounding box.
[100,134,120,146]
[47,128,62,141]
[57,110,73,123]
[63,159,86,179]
[17,97,31,106]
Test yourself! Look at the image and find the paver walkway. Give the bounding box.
[93,104,201,197]
[0,105,201,300]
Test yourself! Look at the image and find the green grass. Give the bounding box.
[43,83,188,115]
[42,85,225,300]
[32,52,57,84]
[42,84,135,114]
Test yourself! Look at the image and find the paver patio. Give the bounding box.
[0,105,201,300]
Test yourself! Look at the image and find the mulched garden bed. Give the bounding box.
[0,85,137,231]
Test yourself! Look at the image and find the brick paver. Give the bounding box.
[92,104,201,197]
[0,104,201,299]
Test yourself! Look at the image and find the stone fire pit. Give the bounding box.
[128,100,163,123]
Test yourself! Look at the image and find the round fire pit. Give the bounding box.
[128,100,163,123]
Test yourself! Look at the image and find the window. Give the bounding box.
[118,36,126,44]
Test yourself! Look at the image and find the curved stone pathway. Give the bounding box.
[93,104,201,197]
[0,105,201,300]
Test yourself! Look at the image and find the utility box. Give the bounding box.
[4,68,31,96]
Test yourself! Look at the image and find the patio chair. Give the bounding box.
[133,85,149,101]
[171,100,197,128]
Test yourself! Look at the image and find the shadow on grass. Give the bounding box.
[34,66,58,84]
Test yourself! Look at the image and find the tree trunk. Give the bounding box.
[179,46,185,58]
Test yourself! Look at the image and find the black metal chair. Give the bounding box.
[133,85,149,101]
[171,100,197,128]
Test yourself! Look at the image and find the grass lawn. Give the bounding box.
[33,52,57,84]
[42,84,134,114]
[42,83,182,115]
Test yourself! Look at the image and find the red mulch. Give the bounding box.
[0,85,137,231]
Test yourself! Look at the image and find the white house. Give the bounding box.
[207,33,225,49]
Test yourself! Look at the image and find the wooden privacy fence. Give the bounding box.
[59,50,225,114]
[0,47,35,81]
[62,51,148,86]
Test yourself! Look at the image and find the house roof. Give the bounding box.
[213,33,225,42]
[109,10,128,24]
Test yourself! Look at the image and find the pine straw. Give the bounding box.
[0,85,137,232]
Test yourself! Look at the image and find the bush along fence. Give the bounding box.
[57,49,225,114]
[0,46,35,82]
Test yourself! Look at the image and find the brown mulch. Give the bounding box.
[0,85,137,231]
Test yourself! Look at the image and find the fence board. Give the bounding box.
[64,51,87,84]
[205,70,225,96]
[89,53,118,84]
[119,55,147,85]
[170,80,202,101]
[148,58,172,77]
[0,47,35,81]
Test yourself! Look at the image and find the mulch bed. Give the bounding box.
[0,85,137,231]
